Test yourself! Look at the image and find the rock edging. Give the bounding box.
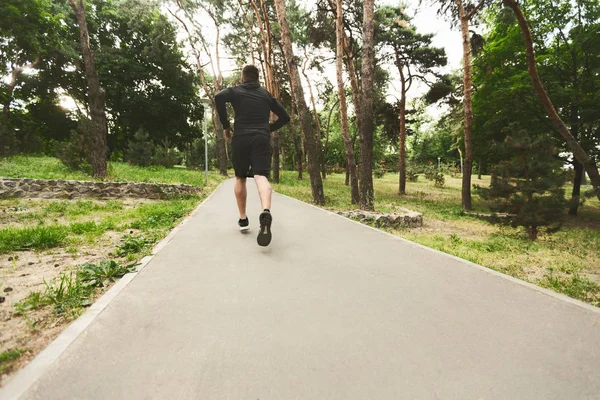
[0,178,202,200]
[337,209,423,228]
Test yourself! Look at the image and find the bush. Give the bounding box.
[126,129,154,167]
[152,140,181,168]
[434,172,445,187]
[475,126,568,240]
[423,163,445,188]
[406,165,419,182]
[373,161,387,179]
[54,120,91,171]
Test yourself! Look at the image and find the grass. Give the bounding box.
[0,226,69,254]
[0,155,217,187]
[0,348,24,375]
[274,170,600,306]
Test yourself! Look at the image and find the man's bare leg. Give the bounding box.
[253,175,272,211]
[234,177,247,219]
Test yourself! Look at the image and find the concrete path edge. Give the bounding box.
[0,183,224,400]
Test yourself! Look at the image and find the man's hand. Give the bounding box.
[224,127,232,142]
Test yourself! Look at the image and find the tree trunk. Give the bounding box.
[503,0,600,202]
[272,132,280,183]
[345,164,350,186]
[274,0,324,204]
[458,147,464,175]
[69,0,107,178]
[302,49,326,180]
[291,104,303,180]
[336,0,359,204]
[397,55,407,195]
[478,159,482,179]
[326,0,362,138]
[358,0,375,211]
[570,160,584,216]
[323,99,339,177]
[211,113,228,176]
[456,0,473,210]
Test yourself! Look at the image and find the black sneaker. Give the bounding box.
[257,210,272,247]
[238,217,249,232]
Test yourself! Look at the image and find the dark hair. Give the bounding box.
[242,64,259,82]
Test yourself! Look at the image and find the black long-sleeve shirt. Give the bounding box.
[214,81,290,136]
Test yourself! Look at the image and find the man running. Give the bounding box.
[215,65,290,247]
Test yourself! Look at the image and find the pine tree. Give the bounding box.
[476,124,569,240]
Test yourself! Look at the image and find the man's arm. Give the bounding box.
[214,88,233,130]
[269,97,291,132]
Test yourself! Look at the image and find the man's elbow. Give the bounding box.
[281,114,291,125]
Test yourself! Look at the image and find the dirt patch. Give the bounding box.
[0,197,157,387]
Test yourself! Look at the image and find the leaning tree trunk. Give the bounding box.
[358,0,375,211]
[273,0,324,205]
[69,0,108,178]
[336,0,359,204]
[503,0,600,202]
[456,0,473,211]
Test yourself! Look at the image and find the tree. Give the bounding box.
[476,125,568,240]
[377,6,447,195]
[502,0,600,203]
[169,0,228,176]
[358,0,376,210]
[273,0,325,205]
[336,0,359,203]
[0,0,63,156]
[68,0,108,178]
[436,0,486,210]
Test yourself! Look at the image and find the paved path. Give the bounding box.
[3,179,600,399]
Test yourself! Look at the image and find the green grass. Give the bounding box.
[115,235,154,257]
[0,155,219,187]
[0,348,24,375]
[0,226,69,254]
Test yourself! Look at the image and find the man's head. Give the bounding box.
[241,64,259,84]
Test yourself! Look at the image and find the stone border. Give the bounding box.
[337,209,423,228]
[0,178,201,200]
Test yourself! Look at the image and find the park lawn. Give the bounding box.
[273,170,600,307]
[0,156,226,385]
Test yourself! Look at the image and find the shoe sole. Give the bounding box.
[257,212,272,247]
[239,226,250,232]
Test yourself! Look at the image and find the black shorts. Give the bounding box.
[231,133,271,178]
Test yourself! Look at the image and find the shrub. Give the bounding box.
[125,129,154,167]
[54,120,91,171]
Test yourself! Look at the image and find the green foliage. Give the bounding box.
[129,200,195,230]
[0,225,68,253]
[115,235,153,257]
[125,129,154,167]
[0,348,24,375]
[16,273,93,317]
[54,119,92,172]
[373,162,387,179]
[539,272,600,306]
[406,165,419,182]
[476,126,569,240]
[78,260,136,288]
